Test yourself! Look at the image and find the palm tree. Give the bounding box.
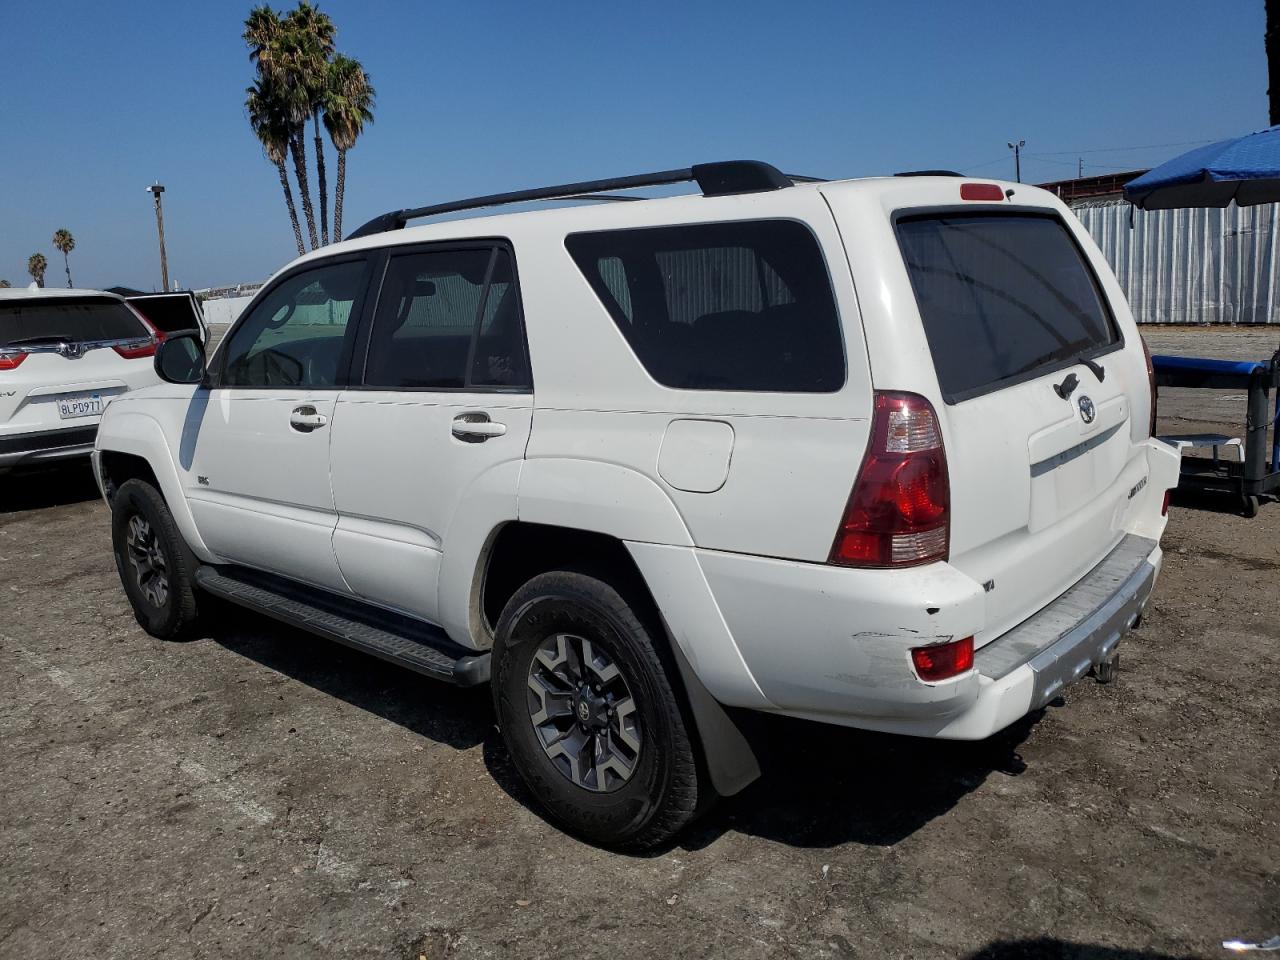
[27,253,47,288]
[244,5,319,249]
[286,2,335,245]
[247,79,306,255]
[53,229,76,287]
[323,55,375,243]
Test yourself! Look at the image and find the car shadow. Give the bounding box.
[0,462,102,513]
[681,708,1034,852]
[203,604,1040,852]
[963,938,1203,959]
[481,700,1040,854]
[205,609,493,751]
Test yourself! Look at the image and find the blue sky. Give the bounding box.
[0,0,1267,291]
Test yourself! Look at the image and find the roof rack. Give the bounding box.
[347,160,817,239]
[894,169,964,178]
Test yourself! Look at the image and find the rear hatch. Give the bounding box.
[0,296,158,432]
[896,211,1148,644]
[126,291,208,341]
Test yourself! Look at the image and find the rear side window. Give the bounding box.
[0,298,146,346]
[565,220,844,392]
[896,214,1118,401]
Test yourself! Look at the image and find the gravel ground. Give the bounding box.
[1,327,1277,959]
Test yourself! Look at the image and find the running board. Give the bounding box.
[194,566,490,686]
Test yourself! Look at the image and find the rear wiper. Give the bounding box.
[1079,356,1106,382]
[4,334,74,346]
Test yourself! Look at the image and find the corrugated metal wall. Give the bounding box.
[1073,199,1280,324]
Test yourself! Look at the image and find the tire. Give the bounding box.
[110,479,201,639]
[491,570,702,850]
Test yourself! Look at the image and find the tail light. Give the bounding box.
[113,308,165,359]
[1162,490,1171,516]
[1140,335,1157,436]
[830,391,950,567]
[0,350,28,370]
[911,636,974,682]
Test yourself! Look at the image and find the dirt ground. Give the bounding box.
[1,327,1277,959]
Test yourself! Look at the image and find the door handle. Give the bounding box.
[290,404,328,433]
[452,412,506,441]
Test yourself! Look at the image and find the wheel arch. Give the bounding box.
[96,411,214,561]
[479,519,761,798]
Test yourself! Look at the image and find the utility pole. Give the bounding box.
[1078,157,1084,178]
[1007,140,1025,183]
[147,182,170,292]
[1268,0,1280,124]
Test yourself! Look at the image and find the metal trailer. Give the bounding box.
[1152,351,1280,516]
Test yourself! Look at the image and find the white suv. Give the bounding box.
[1,287,165,474]
[93,161,1180,849]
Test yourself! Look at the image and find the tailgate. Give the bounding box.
[895,211,1154,644]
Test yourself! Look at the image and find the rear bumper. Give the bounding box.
[0,424,98,472]
[689,533,1162,740]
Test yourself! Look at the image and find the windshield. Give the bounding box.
[0,297,147,348]
[897,213,1118,401]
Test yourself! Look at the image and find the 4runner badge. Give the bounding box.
[1078,395,1096,424]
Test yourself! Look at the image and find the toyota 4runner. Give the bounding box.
[93,161,1180,849]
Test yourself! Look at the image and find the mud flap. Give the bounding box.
[666,626,761,797]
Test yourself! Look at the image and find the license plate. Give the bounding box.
[57,393,104,419]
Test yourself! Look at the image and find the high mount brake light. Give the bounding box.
[829,392,950,567]
[960,183,1005,201]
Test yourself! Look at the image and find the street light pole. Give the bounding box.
[147,182,170,292]
[1007,139,1025,183]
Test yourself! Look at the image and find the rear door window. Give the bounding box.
[362,246,530,391]
[896,214,1119,402]
[1,297,147,346]
[565,220,844,392]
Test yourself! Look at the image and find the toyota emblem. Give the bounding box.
[1078,395,1096,424]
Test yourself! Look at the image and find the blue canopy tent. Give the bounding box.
[1125,125,1280,209]
[1122,129,1280,514]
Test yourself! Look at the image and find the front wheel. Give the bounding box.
[111,479,202,639]
[491,571,703,850]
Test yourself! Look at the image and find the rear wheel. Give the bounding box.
[491,570,702,850]
[111,479,201,639]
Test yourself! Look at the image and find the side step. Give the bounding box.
[194,566,490,686]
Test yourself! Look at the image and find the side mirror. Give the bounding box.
[154,332,206,384]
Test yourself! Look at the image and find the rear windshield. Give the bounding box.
[565,220,845,392]
[127,293,202,334]
[896,214,1118,401]
[0,297,146,347]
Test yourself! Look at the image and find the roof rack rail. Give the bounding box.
[347,161,815,239]
[894,169,964,178]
